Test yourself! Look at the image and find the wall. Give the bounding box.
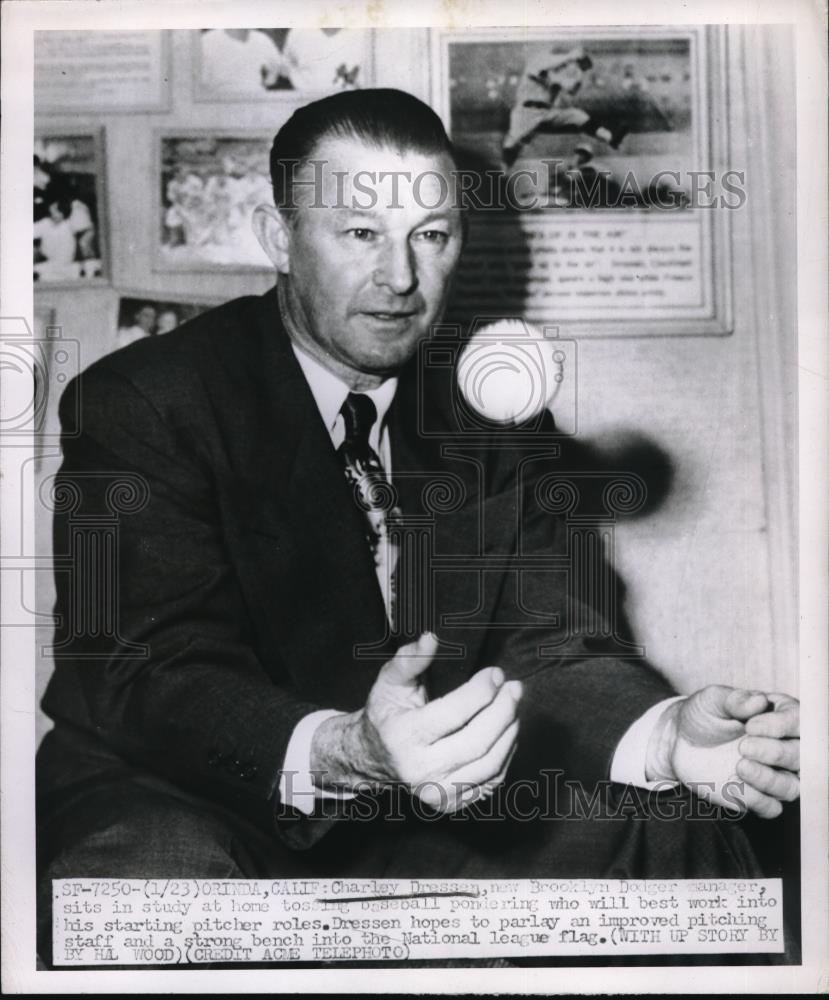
[33,26,797,740]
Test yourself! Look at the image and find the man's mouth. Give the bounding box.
[363,310,418,320]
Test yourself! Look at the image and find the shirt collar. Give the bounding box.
[289,338,398,438]
[278,280,398,438]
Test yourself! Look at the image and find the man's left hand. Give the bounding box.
[647,686,800,818]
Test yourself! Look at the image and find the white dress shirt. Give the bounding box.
[278,341,679,813]
[278,342,397,813]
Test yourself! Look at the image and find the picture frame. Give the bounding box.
[113,291,219,354]
[154,130,274,273]
[33,128,109,287]
[34,29,171,114]
[431,25,733,336]
[192,27,374,103]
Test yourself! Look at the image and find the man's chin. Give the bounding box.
[354,337,425,375]
[355,354,413,379]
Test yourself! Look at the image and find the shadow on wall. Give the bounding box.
[560,430,675,522]
[446,146,676,519]
[444,147,678,649]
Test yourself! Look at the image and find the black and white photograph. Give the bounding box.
[447,34,694,209]
[115,295,214,350]
[33,132,106,284]
[1,2,827,995]
[194,27,371,100]
[158,132,274,269]
[433,27,729,334]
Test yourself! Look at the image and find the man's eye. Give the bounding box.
[348,228,376,241]
[415,230,449,244]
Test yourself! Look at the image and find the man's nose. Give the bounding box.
[373,241,418,295]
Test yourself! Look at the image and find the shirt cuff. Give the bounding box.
[278,709,357,816]
[610,696,686,789]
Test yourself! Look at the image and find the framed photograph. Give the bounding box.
[432,25,733,336]
[34,129,109,286]
[193,27,373,102]
[155,131,274,271]
[34,29,171,113]
[114,293,216,353]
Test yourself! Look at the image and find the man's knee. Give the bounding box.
[37,779,247,968]
[40,781,245,881]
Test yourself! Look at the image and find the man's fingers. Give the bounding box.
[744,701,800,739]
[739,735,800,772]
[436,680,521,767]
[481,742,518,792]
[730,783,784,819]
[722,688,770,721]
[736,757,800,803]
[765,692,799,715]
[418,666,510,742]
[746,694,800,739]
[440,744,519,814]
[409,726,517,816]
[379,632,439,687]
[448,719,519,789]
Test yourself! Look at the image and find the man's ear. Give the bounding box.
[252,203,292,274]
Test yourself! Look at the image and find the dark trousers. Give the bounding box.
[37,734,770,969]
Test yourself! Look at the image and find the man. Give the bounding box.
[37,89,799,962]
[32,196,77,272]
[155,308,181,335]
[502,46,628,167]
[116,303,158,347]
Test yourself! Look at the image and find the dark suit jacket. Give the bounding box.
[38,288,674,843]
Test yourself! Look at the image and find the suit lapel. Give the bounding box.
[241,292,393,708]
[237,295,519,707]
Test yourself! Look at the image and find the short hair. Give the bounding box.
[269,88,456,212]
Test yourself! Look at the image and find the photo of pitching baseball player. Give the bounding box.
[502,46,629,166]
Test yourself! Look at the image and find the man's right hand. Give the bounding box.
[309,633,522,814]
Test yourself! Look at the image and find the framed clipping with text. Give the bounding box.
[192,27,374,102]
[34,29,170,113]
[155,131,274,272]
[432,25,734,336]
[33,129,109,287]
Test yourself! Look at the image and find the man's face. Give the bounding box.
[136,306,157,333]
[275,135,463,385]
